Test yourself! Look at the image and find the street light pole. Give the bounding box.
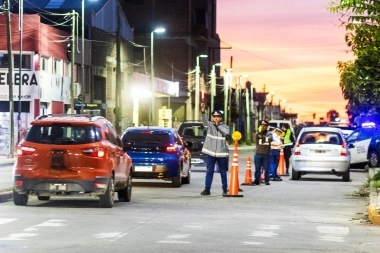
[81,0,85,113]
[195,54,207,120]
[211,63,221,113]
[151,28,165,126]
[18,0,23,143]
[223,68,232,125]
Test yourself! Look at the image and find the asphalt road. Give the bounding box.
[0,151,379,252]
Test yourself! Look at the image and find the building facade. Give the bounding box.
[120,0,221,122]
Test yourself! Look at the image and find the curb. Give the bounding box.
[228,145,256,151]
[367,167,380,225]
[0,188,12,204]
[0,158,15,166]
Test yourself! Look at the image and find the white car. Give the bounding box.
[291,127,350,182]
[269,120,295,134]
[346,126,378,167]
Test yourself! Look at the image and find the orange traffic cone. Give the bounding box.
[224,140,243,197]
[277,148,286,176]
[241,157,254,186]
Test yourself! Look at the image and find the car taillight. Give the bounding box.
[294,143,301,155]
[16,146,36,156]
[14,180,23,186]
[166,146,176,152]
[82,147,105,158]
[340,142,347,156]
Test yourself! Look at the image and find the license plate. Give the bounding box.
[315,150,326,153]
[49,184,67,191]
[134,166,152,172]
[191,158,205,164]
[51,150,66,169]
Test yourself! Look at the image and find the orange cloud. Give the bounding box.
[217,0,355,121]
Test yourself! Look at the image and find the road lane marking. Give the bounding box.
[0,233,38,241]
[257,225,280,230]
[24,219,67,231]
[158,234,191,244]
[249,231,278,237]
[0,218,18,225]
[317,226,349,242]
[242,241,264,245]
[108,232,128,242]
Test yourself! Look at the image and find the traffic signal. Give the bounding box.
[66,43,72,61]
[313,113,316,119]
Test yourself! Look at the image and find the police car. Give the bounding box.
[346,123,378,168]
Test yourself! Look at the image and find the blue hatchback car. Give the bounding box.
[121,127,191,187]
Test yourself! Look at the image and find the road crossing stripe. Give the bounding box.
[0,218,18,225]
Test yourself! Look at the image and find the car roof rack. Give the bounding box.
[35,114,105,121]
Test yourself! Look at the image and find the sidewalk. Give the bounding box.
[228,144,256,152]
[0,157,15,166]
[0,155,14,203]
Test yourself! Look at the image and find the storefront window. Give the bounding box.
[14,54,32,70]
[0,54,9,68]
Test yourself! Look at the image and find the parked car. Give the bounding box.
[269,120,295,135]
[346,125,378,168]
[121,127,191,187]
[177,120,207,165]
[325,122,356,139]
[363,128,380,168]
[13,114,133,208]
[291,127,350,181]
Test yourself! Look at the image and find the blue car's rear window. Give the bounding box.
[123,132,170,144]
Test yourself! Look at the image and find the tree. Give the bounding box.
[329,1,380,115]
[326,109,339,122]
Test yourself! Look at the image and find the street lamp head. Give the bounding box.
[214,63,222,67]
[154,28,166,33]
[198,54,208,58]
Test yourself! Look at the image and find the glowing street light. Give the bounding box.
[151,27,165,125]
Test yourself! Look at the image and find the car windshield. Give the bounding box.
[26,125,102,144]
[180,126,205,137]
[299,131,342,145]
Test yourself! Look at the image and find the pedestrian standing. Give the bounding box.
[254,120,273,185]
[281,123,295,175]
[200,102,231,196]
[258,116,273,132]
[269,128,283,181]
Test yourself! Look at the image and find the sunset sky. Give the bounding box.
[217,0,355,122]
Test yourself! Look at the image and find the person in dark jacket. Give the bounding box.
[200,102,230,196]
[254,120,273,185]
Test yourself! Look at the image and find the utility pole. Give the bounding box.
[70,10,76,114]
[5,0,14,158]
[18,0,23,144]
[115,6,121,133]
[245,83,250,142]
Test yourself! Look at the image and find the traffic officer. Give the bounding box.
[200,102,231,196]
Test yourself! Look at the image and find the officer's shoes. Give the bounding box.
[201,190,211,196]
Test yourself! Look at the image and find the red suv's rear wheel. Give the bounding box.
[99,177,114,208]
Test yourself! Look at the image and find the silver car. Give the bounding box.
[291,127,350,182]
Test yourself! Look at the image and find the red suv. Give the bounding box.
[13,114,132,208]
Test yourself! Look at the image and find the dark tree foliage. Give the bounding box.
[329,0,380,116]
